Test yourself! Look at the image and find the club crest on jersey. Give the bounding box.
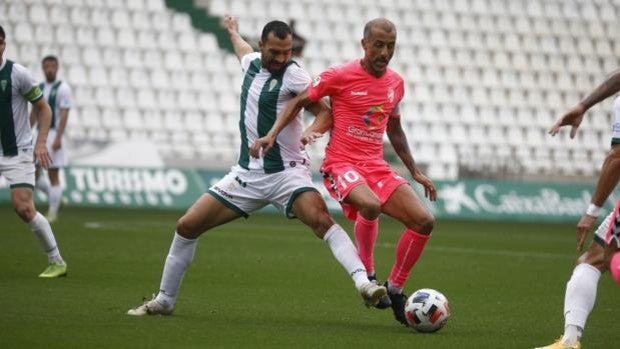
[312,75,321,87]
[268,79,278,92]
[0,80,6,92]
[387,88,394,103]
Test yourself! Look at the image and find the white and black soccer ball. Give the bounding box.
[404,288,450,333]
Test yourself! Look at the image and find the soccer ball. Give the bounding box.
[404,288,450,332]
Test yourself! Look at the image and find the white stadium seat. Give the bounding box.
[10,0,617,177]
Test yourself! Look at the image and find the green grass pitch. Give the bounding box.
[0,205,617,348]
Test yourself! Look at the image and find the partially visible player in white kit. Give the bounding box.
[127,16,386,316]
[0,25,67,278]
[536,69,620,349]
[30,55,71,223]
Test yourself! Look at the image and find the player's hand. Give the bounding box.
[250,134,276,159]
[549,104,586,138]
[300,130,322,148]
[52,138,62,151]
[576,213,597,251]
[222,14,238,34]
[34,142,52,169]
[412,172,437,201]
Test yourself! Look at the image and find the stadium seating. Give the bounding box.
[7,0,620,179]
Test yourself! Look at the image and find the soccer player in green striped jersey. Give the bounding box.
[30,55,72,223]
[127,16,386,317]
[0,25,67,278]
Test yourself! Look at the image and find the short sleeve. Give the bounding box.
[390,103,401,119]
[58,83,72,109]
[284,64,311,96]
[14,64,43,103]
[240,52,261,73]
[306,66,342,102]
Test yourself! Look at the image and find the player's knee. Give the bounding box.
[578,249,606,271]
[411,213,435,234]
[13,202,35,222]
[357,199,381,220]
[176,217,201,239]
[307,211,335,239]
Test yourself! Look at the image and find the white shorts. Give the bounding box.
[208,165,318,218]
[0,148,35,189]
[594,203,620,248]
[45,130,67,169]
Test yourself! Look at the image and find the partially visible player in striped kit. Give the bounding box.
[0,25,67,278]
[127,16,386,316]
[30,55,72,223]
[536,70,620,349]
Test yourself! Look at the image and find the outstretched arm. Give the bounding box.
[223,14,254,62]
[301,99,333,146]
[249,91,314,158]
[550,69,620,138]
[386,117,436,201]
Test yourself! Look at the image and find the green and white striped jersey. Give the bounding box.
[40,79,72,130]
[237,52,311,173]
[0,59,43,156]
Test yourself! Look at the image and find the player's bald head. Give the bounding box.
[363,18,396,39]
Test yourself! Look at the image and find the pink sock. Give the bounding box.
[354,215,379,275]
[388,229,431,289]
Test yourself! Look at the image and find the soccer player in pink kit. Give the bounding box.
[251,18,437,326]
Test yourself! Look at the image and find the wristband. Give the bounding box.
[586,204,602,217]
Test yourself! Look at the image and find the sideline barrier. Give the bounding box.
[1,166,617,222]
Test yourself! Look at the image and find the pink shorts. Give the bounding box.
[320,159,409,220]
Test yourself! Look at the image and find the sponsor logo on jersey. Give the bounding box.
[362,105,386,130]
[0,80,6,92]
[350,90,368,96]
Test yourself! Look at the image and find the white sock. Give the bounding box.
[48,185,62,216]
[323,224,369,289]
[156,232,198,308]
[36,174,50,196]
[28,212,63,264]
[562,263,600,343]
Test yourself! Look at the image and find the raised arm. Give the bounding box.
[249,90,313,158]
[550,69,620,138]
[223,14,254,62]
[386,117,436,201]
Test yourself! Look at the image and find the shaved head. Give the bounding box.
[363,18,396,39]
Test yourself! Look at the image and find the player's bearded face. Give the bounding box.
[43,60,58,82]
[260,33,293,74]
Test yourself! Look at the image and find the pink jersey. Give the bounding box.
[307,59,405,162]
